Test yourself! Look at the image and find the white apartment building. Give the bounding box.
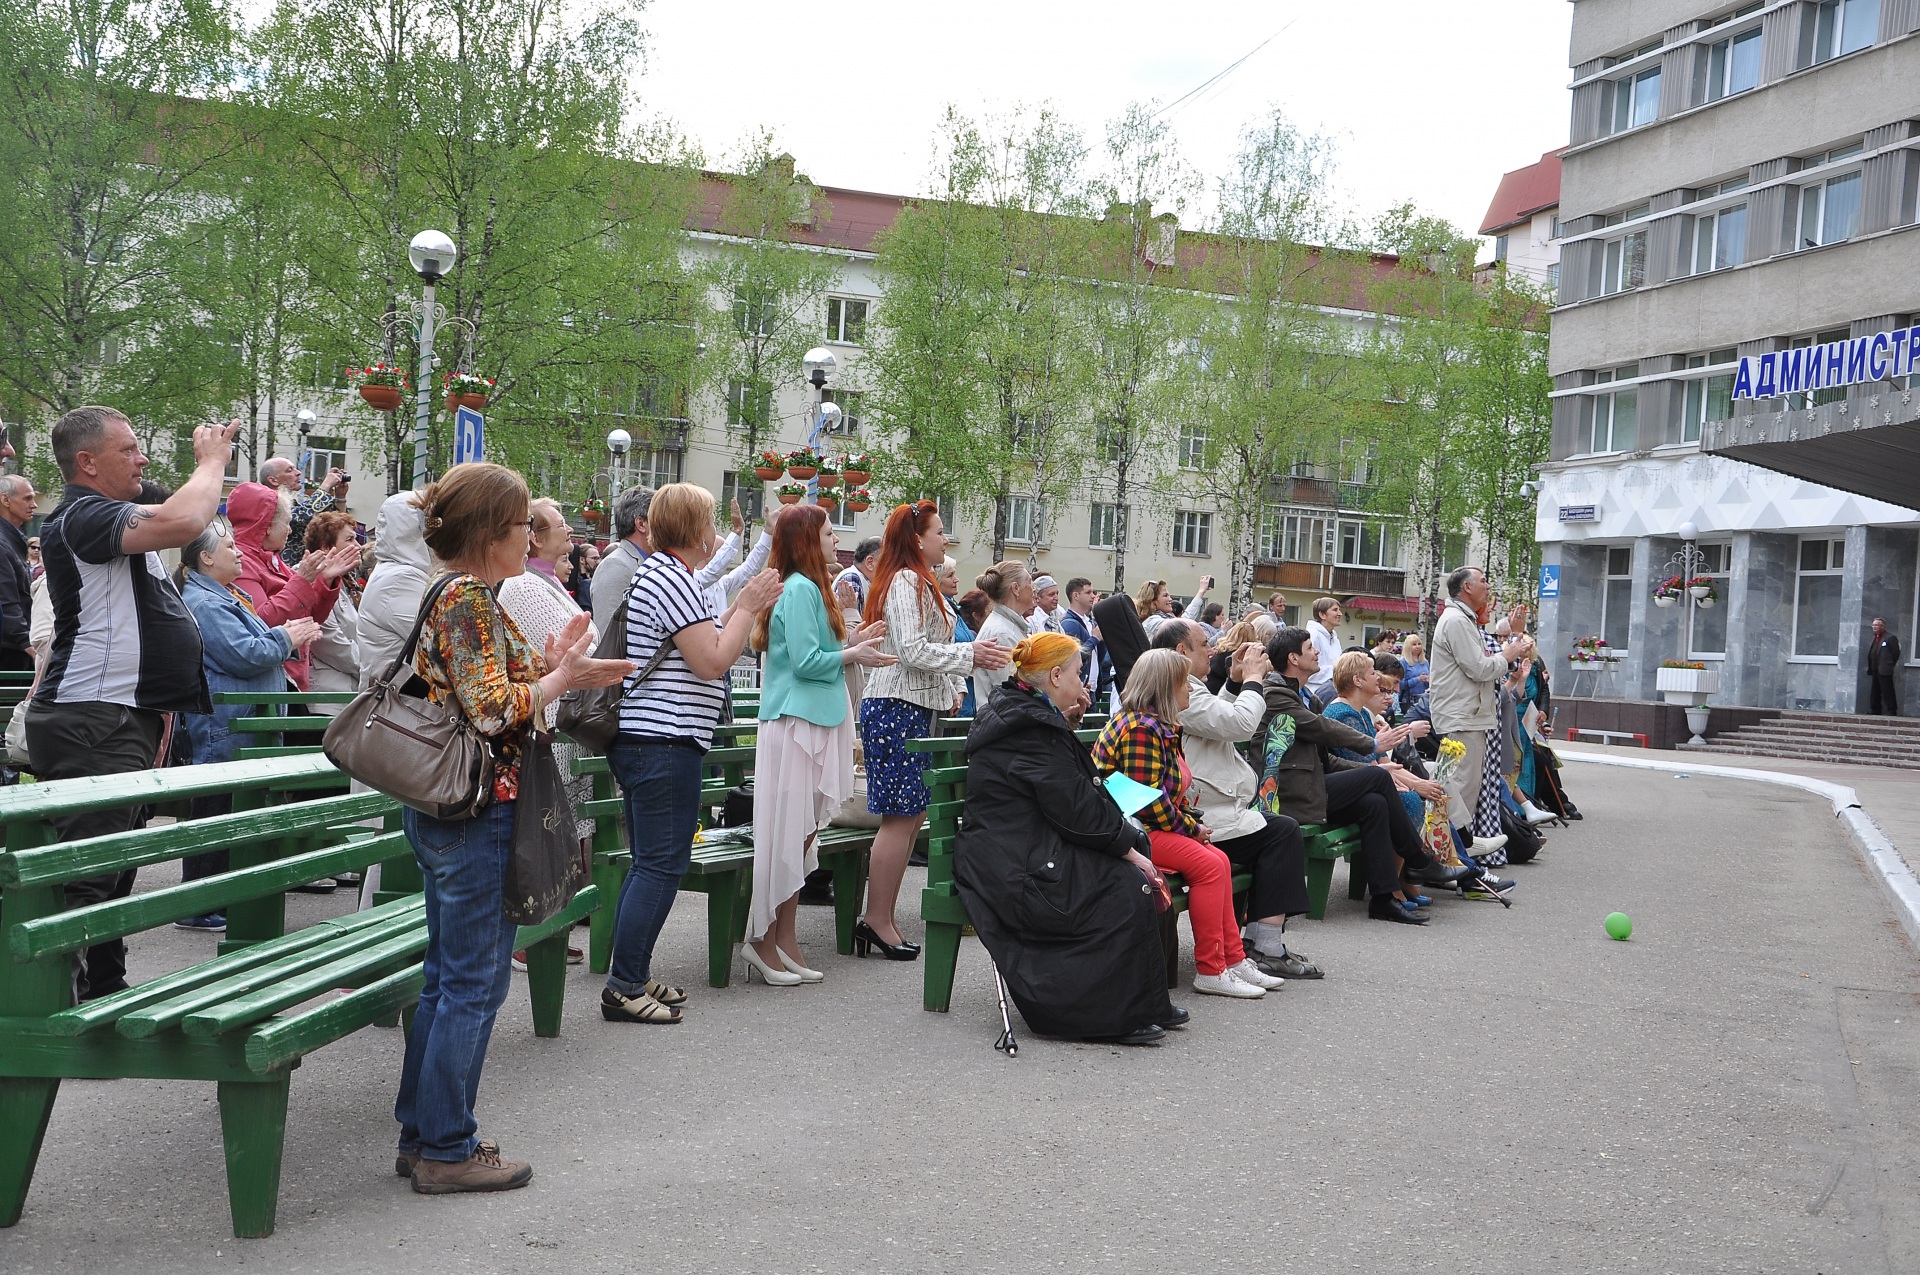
[1480,149,1563,288]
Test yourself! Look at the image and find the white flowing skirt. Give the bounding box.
[749,714,856,941]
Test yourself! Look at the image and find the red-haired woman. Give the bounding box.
[856,501,1011,958]
[745,505,894,985]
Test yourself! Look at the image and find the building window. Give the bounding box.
[934,494,957,540]
[1261,507,1330,563]
[1680,351,1737,442]
[1095,420,1128,464]
[632,448,682,490]
[1493,234,1510,262]
[1601,231,1647,295]
[1589,368,1639,453]
[1602,545,1634,653]
[1692,204,1747,274]
[1793,537,1846,657]
[1177,421,1207,469]
[825,297,868,345]
[1546,262,1561,292]
[828,495,857,530]
[302,436,348,484]
[733,291,776,337]
[1088,501,1120,550]
[1610,65,1661,133]
[1171,510,1212,557]
[719,470,765,524]
[1687,542,1731,657]
[1336,519,1398,569]
[1004,496,1042,545]
[1812,0,1880,63]
[1701,27,1762,103]
[821,388,863,435]
[1799,171,1862,248]
[726,378,772,431]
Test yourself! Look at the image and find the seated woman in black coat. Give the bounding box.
[953,633,1182,1046]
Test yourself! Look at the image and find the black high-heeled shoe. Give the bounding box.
[852,920,921,961]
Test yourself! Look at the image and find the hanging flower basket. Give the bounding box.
[1653,593,1675,608]
[1687,576,1719,605]
[844,488,872,513]
[815,466,841,491]
[841,453,873,486]
[775,483,807,506]
[786,447,824,480]
[752,450,786,482]
[816,490,840,510]
[580,498,607,527]
[353,362,409,412]
[1652,575,1683,608]
[442,371,494,411]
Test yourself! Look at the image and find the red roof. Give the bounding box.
[1344,594,1421,616]
[1479,150,1563,237]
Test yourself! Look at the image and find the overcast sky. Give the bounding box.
[634,0,1573,244]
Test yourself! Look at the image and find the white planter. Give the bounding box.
[1688,585,1713,601]
[1653,594,1676,608]
[1695,596,1715,609]
[1684,705,1711,745]
[1655,667,1720,695]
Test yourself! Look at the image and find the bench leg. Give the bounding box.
[1346,855,1368,902]
[920,920,963,1013]
[217,1074,292,1239]
[1304,857,1334,920]
[705,871,750,989]
[588,857,626,976]
[524,932,568,1039]
[825,850,869,956]
[0,1076,60,1227]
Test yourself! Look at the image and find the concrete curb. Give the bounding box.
[1557,747,1920,951]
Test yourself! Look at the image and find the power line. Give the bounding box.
[1151,19,1298,121]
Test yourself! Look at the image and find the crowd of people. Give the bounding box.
[7,403,1583,1195]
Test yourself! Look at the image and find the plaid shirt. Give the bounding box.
[1091,709,1204,838]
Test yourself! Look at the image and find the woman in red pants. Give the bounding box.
[1092,649,1284,1001]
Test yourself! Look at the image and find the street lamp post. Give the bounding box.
[606,428,631,503]
[406,231,456,491]
[801,348,837,500]
[296,408,317,486]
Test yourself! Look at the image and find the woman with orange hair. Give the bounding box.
[855,501,1010,960]
[743,504,894,986]
[952,633,1180,1046]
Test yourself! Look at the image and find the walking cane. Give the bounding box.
[990,961,1018,1058]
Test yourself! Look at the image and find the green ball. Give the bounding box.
[1604,912,1633,941]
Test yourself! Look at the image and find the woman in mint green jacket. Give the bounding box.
[745,505,895,985]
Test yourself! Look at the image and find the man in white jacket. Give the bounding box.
[1429,566,1532,851]
[1155,620,1321,979]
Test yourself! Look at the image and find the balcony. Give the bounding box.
[1331,566,1405,596]
[1251,561,1406,598]
[1271,476,1337,507]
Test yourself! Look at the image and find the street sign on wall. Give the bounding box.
[1538,564,1561,599]
[454,406,484,466]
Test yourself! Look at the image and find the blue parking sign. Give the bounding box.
[1538,564,1560,599]
[454,406,485,465]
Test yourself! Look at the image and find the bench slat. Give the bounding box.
[0,792,396,888]
[42,897,427,1037]
[243,964,425,1075]
[182,929,428,1037]
[7,832,408,961]
[227,717,332,734]
[118,904,431,1039]
[211,691,357,705]
[0,755,344,828]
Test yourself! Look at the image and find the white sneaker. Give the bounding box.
[1193,970,1264,998]
[1228,958,1285,990]
[1521,801,1555,825]
[1470,834,1508,855]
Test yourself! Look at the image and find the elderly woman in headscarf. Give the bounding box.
[225,480,358,691]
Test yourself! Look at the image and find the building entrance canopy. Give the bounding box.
[1702,409,1920,510]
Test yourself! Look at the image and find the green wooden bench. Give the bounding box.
[576,748,875,988]
[910,732,1366,1012]
[0,753,596,1239]
[212,691,356,761]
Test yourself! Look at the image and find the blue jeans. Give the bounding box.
[395,801,518,1162]
[605,737,702,995]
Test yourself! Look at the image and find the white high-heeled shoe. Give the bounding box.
[1521,801,1556,825]
[778,950,825,983]
[740,943,801,986]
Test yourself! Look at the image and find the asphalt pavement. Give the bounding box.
[4,762,1919,1274]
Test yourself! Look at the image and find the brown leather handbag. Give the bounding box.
[322,574,496,820]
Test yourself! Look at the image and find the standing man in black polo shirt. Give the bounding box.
[24,406,237,1000]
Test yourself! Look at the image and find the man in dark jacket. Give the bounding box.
[0,474,37,671]
[953,668,1175,1043]
[1254,627,1469,924]
[1865,618,1901,716]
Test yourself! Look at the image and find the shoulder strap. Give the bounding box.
[376,572,463,688]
